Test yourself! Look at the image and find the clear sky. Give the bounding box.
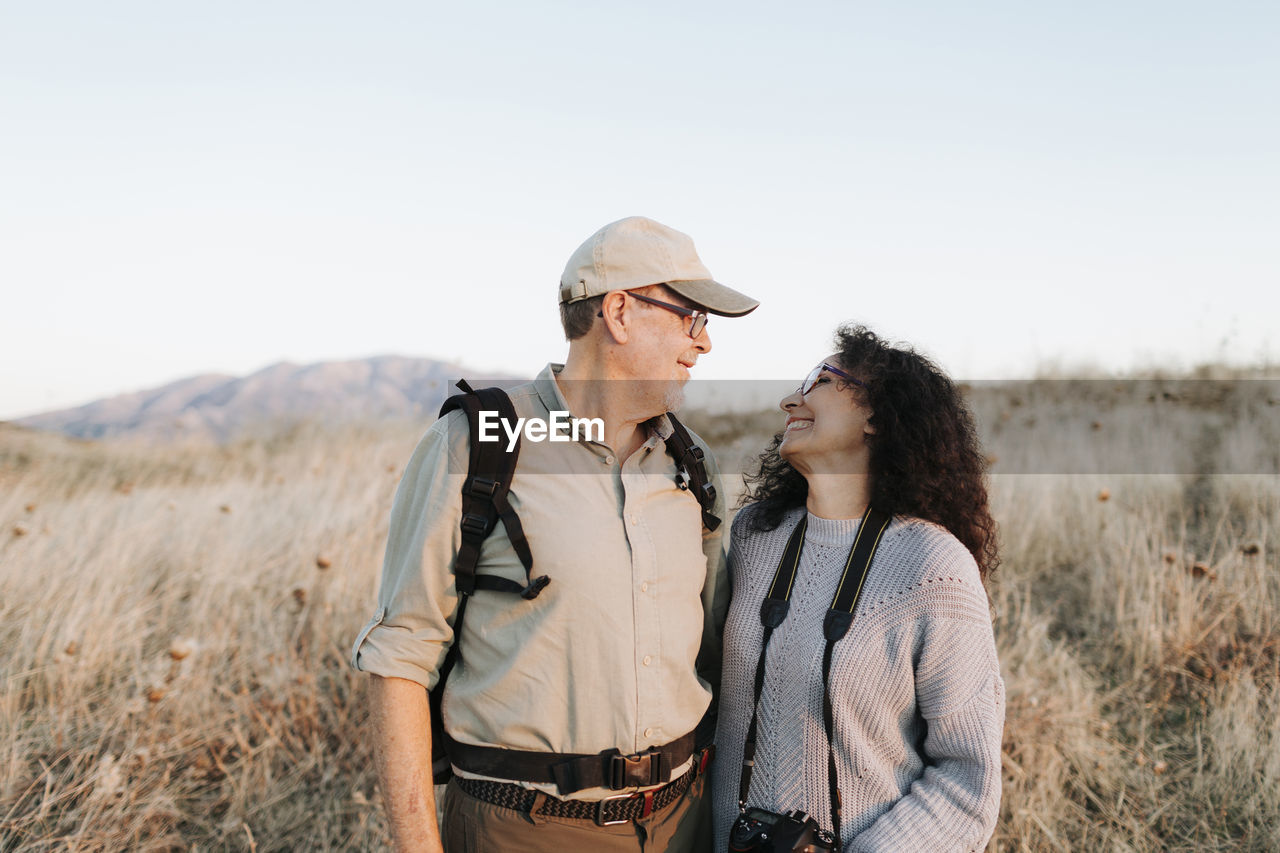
[2,1,1277,420]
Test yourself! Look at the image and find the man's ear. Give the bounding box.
[864,417,877,436]
[598,291,630,344]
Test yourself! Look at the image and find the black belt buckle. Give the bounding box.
[609,748,659,789]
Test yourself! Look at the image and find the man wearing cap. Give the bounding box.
[351,217,759,852]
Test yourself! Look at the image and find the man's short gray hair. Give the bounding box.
[560,295,605,341]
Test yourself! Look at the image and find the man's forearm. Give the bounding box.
[369,675,443,853]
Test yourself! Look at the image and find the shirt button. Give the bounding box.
[644,727,654,738]
[628,514,639,524]
[641,582,649,593]
[643,655,652,666]
[604,455,616,465]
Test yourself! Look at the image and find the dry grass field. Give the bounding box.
[2,382,1278,851]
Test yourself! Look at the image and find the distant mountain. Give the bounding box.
[14,356,524,441]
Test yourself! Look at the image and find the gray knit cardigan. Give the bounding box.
[712,506,1004,853]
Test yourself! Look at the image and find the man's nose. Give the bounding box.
[692,325,711,354]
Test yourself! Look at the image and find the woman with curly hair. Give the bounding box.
[713,324,1004,852]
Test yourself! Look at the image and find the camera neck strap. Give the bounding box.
[738,505,892,849]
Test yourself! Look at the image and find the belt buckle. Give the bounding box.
[594,792,635,826]
[609,748,658,789]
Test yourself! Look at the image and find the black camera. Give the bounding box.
[727,807,837,852]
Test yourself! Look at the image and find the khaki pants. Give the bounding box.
[441,773,711,853]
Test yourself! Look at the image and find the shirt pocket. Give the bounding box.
[349,605,387,670]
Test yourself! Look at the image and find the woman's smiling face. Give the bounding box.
[778,356,876,474]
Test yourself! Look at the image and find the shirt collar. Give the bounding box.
[534,363,571,415]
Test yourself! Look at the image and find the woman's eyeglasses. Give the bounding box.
[598,291,710,339]
[798,363,864,396]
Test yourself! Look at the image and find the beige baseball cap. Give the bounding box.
[558,216,759,317]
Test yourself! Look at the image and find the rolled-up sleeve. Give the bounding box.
[350,413,466,690]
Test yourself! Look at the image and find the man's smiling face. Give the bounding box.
[620,285,712,414]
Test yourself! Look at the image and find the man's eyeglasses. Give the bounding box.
[599,291,710,339]
[798,363,864,396]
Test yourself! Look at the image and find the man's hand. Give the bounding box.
[369,675,444,853]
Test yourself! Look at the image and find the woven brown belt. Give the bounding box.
[455,746,713,827]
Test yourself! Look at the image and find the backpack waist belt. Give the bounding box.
[445,717,711,794]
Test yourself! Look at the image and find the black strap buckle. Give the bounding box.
[609,748,660,790]
[521,575,551,600]
[460,513,490,538]
[466,476,498,498]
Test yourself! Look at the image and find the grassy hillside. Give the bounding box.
[1,391,1277,850]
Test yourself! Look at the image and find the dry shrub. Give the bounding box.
[0,420,419,851]
[2,388,1278,850]
[992,594,1122,851]
[985,473,1279,852]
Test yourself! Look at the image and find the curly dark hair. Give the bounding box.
[740,324,999,580]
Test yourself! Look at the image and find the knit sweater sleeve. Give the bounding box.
[849,536,1004,853]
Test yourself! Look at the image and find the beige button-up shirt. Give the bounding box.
[351,364,729,800]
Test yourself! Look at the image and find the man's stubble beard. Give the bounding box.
[662,380,686,414]
[617,376,684,417]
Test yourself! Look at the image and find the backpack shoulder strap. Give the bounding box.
[663,413,722,532]
[429,379,549,785]
[437,380,548,599]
